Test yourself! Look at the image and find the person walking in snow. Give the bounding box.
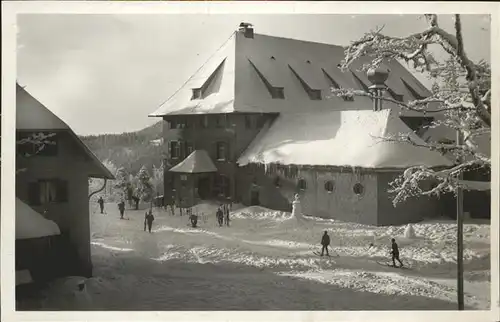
[224,204,230,227]
[146,210,155,233]
[320,231,330,256]
[97,196,105,214]
[169,199,176,216]
[390,238,404,268]
[216,206,224,227]
[118,200,125,219]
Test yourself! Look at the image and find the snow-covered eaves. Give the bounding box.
[16,198,60,240]
[237,108,453,169]
[16,84,115,180]
[169,149,218,173]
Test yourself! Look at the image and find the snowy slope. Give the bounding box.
[18,202,490,311]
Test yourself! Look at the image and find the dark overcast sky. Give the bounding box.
[17,14,490,135]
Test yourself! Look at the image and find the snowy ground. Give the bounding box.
[19,202,491,310]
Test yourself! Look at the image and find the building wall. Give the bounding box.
[162,113,275,202]
[376,172,441,226]
[236,165,379,225]
[16,132,93,277]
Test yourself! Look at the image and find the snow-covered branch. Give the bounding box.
[16,132,56,174]
[337,14,491,205]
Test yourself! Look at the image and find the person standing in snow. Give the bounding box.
[97,196,105,214]
[144,212,148,231]
[118,200,125,219]
[216,206,224,227]
[390,238,404,267]
[146,210,155,233]
[320,231,330,256]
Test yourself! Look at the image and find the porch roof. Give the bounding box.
[16,198,61,240]
[169,150,218,173]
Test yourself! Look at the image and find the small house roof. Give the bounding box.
[16,84,115,179]
[238,108,453,169]
[169,150,218,173]
[16,198,60,240]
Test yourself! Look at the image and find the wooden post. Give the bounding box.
[456,129,464,310]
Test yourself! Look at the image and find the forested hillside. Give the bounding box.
[81,121,165,175]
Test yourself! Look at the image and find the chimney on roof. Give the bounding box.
[239,22,254,39]
[367,66,390,111]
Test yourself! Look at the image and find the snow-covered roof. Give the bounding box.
[16,84,115,179]
[16,198,60,240]
[238,108,453,169]
[150,31,430,117]
[422,118,491,159]
[169,150,218,173]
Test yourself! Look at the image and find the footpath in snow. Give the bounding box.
[18,202,491,310]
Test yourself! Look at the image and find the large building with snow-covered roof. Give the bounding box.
[16,83,115,280]
[150,24,487,225]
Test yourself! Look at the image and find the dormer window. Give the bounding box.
[309,90,322,100]
[248,59,285,100]
[289,65,321,101]
[192,88,202,100]
[190,59,226,101]
[387,87,404,102]
[322,69,354,102]
[271,87,285,99]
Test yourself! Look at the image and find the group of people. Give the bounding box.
[320,231,404,268]
[216,204,231,227]
[97,196,126,220]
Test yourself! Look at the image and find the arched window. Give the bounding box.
[353,183,364,195]
[297,178,307,191]
[324,180,335,193]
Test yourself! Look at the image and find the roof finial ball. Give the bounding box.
[367,65,390,111]
[367,65,390,85]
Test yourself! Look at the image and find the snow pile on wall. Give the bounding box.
[16,198,60,240]
[231,206,293,221]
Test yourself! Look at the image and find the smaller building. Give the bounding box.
[15,84,114,278]
[168,149,218,207]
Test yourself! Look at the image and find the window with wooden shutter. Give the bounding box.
[216,142,227,161]
[56,179,69,202]
[179,141,185,158]
[199,115,209,128]
[170,141,180,159]
[28,179,68,205]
